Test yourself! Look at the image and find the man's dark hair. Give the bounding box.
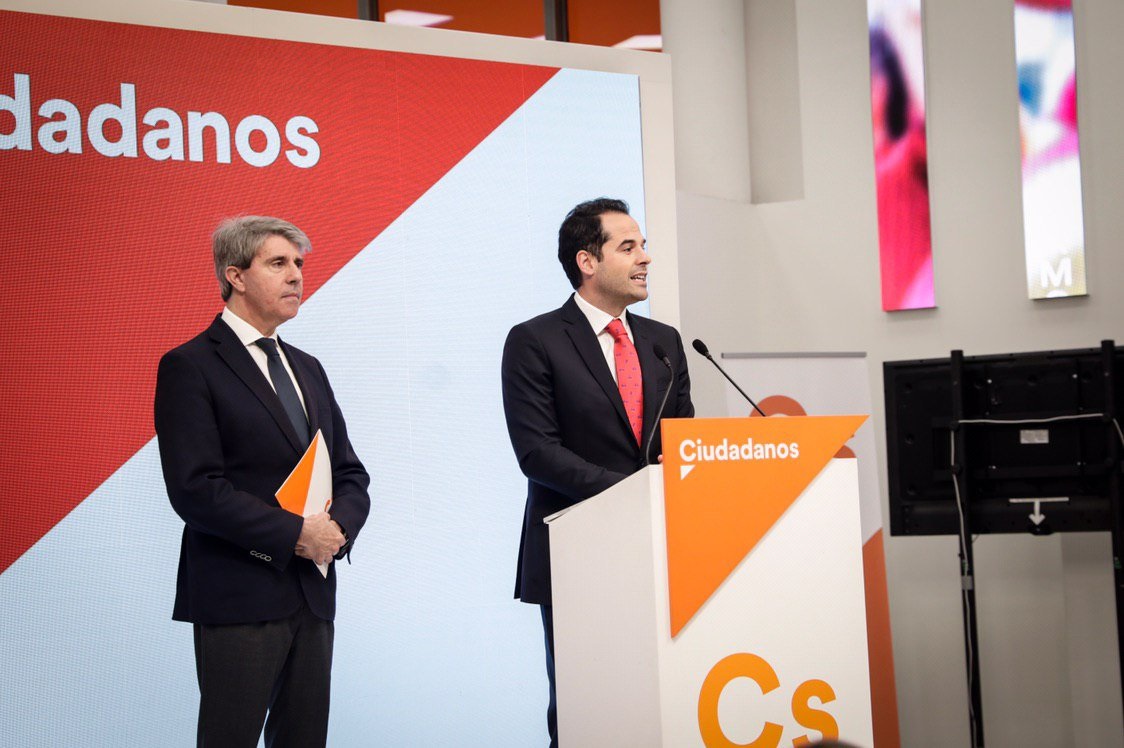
[557,198,631,290]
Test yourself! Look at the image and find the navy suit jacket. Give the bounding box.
[154,314,370,625]
[501,295,693,605]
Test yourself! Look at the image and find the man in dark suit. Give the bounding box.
[501,198,694,746]
[154,216,370,748]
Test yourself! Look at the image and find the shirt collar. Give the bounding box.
[221,306,277,347]
[572,291,632,337]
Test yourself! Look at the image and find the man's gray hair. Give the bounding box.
[213,216,311,301]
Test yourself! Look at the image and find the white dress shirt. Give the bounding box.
[221,307,308,416]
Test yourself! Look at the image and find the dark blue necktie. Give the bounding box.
[254,337,310,447]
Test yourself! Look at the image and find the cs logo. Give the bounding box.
[698,653,838,748]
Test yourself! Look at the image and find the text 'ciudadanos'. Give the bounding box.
[679,437,801,463]
[1,73,320,168]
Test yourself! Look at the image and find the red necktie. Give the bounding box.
[606,319,644,445]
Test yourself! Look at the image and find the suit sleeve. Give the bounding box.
[316,358,370,557]
[501,322,629,501]
[154,348,303,570]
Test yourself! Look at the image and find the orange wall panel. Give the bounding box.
[568,0,660,48]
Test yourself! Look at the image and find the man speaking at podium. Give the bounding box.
[501,198,694,746]
[154,216,370,747]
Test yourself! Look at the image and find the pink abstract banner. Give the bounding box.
[868,0,934,311]
[1016,0,1087,298]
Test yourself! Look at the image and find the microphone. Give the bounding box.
[691,339,767,417]
[642,343,676,466]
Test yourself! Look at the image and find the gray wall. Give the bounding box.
[663,0,1124,745]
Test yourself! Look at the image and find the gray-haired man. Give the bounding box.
[155,216,370,747]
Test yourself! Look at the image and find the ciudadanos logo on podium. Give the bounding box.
[661,416,873,748]
[676,435,801,480]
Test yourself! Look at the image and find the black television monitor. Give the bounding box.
[884,344,1122,537]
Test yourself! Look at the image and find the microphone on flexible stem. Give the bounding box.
[642,343,676,467]
[691,339,767,417]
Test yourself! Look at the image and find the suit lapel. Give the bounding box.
[560,297,633,438]
[208,316,305,454]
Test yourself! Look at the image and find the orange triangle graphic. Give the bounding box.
[275,432,321,516]
[662,415,867,637]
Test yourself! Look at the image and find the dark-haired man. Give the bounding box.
[155,216,370,747]
[501,198,694,746]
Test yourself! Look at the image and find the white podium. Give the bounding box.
[545,416,875,748]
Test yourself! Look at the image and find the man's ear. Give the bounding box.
[225,265,245,294]
[575,249,597,280]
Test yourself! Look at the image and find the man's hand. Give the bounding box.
[295,512,345,566]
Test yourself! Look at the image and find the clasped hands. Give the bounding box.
[295,511,345,566]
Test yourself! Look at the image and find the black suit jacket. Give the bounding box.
[154,315,370,625]
[501,295,693,605]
